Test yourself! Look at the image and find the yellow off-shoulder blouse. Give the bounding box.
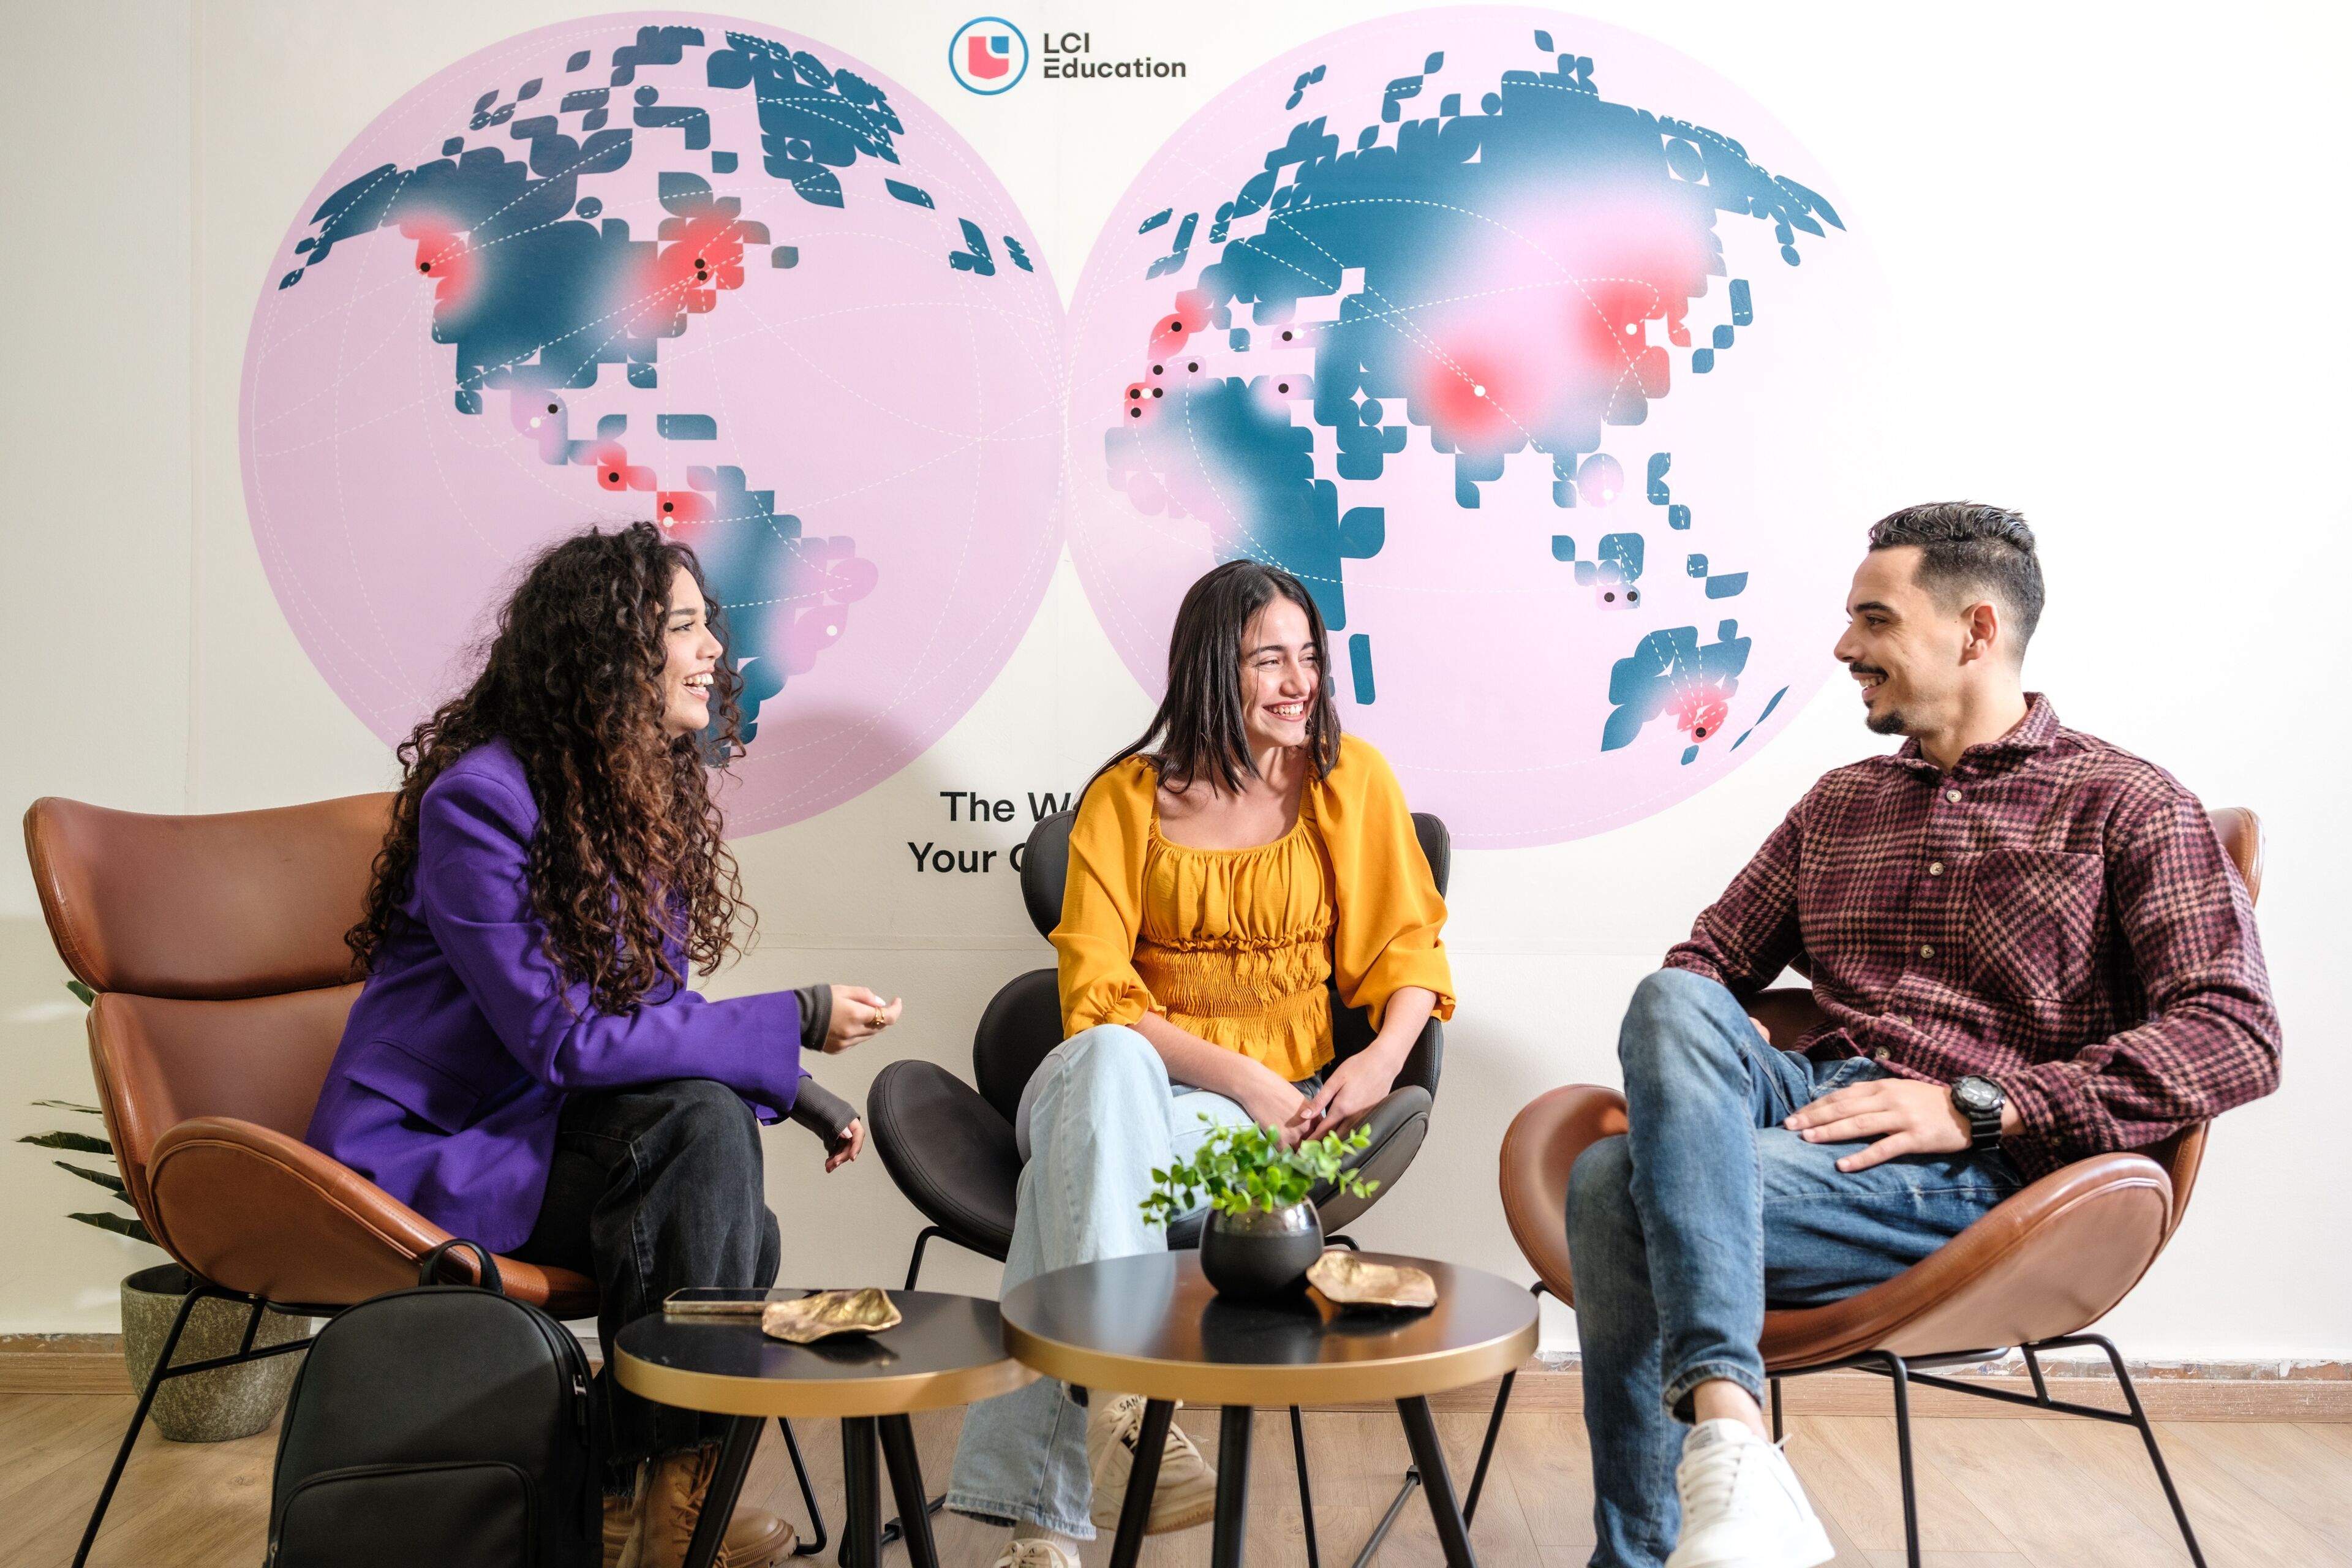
[1054,733,1455,1082]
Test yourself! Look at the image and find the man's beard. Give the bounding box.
[1865,704,1910,736]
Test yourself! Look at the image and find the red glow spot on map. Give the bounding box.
[1675,683,1731,742]
[400,217,477,309]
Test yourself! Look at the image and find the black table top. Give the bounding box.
[999,1253,1538,1406]
[612,1288,1037,1417]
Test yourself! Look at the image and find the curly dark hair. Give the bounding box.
[346,521,751,1013]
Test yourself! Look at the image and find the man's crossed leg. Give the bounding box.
[1569,969,2021,1568]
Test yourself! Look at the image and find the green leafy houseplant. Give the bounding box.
[18,979,154,1244]
[1140,1117,1379,1226]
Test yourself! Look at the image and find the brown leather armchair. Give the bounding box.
[1483,807,2262,1568]
[25,793,598,1568]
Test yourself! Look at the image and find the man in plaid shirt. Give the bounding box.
[1569,503,2280,1568]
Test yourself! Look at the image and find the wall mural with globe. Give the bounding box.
[239,16,1065,836]
[241,10,1880,849]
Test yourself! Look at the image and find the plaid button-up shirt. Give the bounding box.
[1665,694,2280,1179]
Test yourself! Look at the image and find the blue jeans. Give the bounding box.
[1570,969,2021,1568]
[946,1024,1264,1538]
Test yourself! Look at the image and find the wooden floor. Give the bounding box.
[10,1394,2352,1567]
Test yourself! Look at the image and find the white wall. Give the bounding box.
[3,0,2345,1361]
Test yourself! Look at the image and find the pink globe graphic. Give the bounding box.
[243,15,1062,834]
[1064,10,1885,847]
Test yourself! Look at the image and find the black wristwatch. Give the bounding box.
[1951,1075,2006,1153]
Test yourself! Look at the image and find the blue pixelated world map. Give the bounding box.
[1065,10,1883,846]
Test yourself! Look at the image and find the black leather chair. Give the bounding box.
[864,806,1452,1566]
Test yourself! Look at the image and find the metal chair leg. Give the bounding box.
[904,1226,944,1291]
[2082,1333,2209,1568]
[1880,1352,1920,1568]
[777,1417,831,1557]
[1770,1376,1784,1442]
[1291,1404,1321,1568]
[73,1281,213,1568]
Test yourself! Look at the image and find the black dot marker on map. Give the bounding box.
[1130,408,1142,418]
[1152,364,1163,375]
[1278,382,1289,393]
[663,500,674,512]
[1152,388,1163,398]
[1188,361,1199,372]
[1281,330,1294,341]
[1695,726,1708,738]
[419,262,432,272]
[1129,388,1141,399]
[608,472,619,481]
[547,403,559,413]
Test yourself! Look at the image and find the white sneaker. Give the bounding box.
[1087,1393,1218,1533]
[991,1538,1080,1568]
[1664,1419,1834,1568]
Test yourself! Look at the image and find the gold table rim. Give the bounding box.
[999,1264,1540,1407]
[613,1340,1038,1419]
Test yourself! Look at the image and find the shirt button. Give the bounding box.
[1874,1047,1891,1060]
[1945,789,1962,804]
[1928,862,1944,876]
[1919,944,1935,958]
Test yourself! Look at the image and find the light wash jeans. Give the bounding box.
[945,1024,1263,1538]
[1569,969,2022,1568]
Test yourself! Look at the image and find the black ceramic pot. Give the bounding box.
[1199,1200,1324,1301]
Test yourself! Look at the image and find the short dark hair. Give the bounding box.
[1866,501,2044,654]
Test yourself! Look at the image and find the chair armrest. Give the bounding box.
[147,1117,596,1317]
[1394,1014,1444,1096]
[1310,1085,1433,1232]
[1762,1150,2174,1370]
[1499,1085,1629,1302]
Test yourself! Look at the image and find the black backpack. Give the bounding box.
[266,1240,601,1568]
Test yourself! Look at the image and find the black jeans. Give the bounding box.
[512,1079,781,1491]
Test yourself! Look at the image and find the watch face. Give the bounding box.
[1954,1077,2000,1112]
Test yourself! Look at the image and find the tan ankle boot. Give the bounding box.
[620,1444,798,1568]
[603,1485,641,1568]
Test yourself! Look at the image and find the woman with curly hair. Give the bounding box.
[307,522,899,1568]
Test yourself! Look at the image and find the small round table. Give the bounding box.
[614,1289,1036,1568]
[1000,1252,1538,1568]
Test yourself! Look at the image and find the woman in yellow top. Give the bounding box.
[946,561,1455,1568]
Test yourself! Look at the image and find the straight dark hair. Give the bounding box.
[1095,559,1343,797]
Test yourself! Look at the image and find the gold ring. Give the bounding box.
[871,1009,886,1028]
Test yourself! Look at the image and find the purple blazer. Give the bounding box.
[306,739,809,1254]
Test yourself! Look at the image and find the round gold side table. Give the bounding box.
[615,1287,1036,1568]
[1001,1251,1539,1568]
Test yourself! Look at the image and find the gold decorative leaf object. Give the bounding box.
[1306,1250,1438,1309]
[761,1287,903,1344]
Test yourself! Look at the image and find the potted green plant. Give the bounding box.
[1141,1119,1379,1301]
[21,981,309,1441]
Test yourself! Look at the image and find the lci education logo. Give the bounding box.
[949,18,1028,93]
